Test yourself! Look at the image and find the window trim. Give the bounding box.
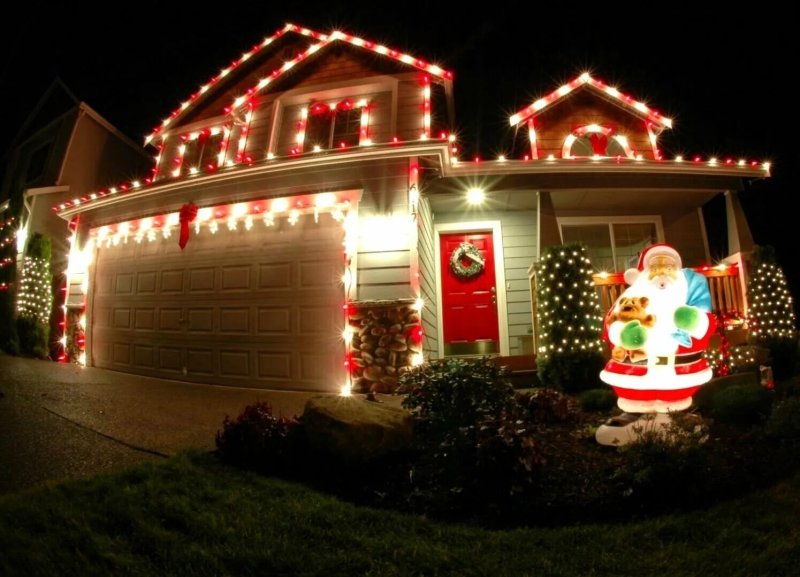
[557,215,664,271]
[561,124,635,159]
[268,76,399,157]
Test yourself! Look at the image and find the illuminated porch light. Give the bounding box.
[467,188,485,205]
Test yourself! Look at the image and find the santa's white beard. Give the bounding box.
[624,273,688,355]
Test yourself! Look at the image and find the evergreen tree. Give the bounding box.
[535,243,606,393]
[16,232,53,358]
[746,245,798,379]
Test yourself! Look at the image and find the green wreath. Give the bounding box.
[450,242,485,278]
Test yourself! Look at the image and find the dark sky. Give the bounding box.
[2,3,796,303]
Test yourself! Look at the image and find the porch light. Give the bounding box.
[467,188,485,205]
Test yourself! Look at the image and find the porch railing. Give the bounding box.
[592,264,745,320]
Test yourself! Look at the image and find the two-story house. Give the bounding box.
[52,23,769,393]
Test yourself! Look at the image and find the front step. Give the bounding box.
[495,355,539,388]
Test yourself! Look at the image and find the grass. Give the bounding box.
[1,449,800,576]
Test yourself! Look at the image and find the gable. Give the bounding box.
[533,89,656,159]
[147,23,453,146]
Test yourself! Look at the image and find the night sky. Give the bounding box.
[2,3,796,314]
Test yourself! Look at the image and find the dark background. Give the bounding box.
[1,3,795,321]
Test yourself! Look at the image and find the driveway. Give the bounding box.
[0,354,328,495]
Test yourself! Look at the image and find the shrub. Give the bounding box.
[397,357,515,435]
[579,388,618,412]
[215,402,301,472]
[766,397,800,439]
[16,316,49,359]
[614,413,713,506]
[536,350,606,394]
[517,387,578,424]
[710,383,774,425]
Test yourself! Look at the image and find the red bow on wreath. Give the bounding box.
[178,202,198,250]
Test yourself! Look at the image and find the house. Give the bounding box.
[51,23,770,393]
[0,79,150,357]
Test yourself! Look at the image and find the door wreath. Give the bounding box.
[450,241,485,278]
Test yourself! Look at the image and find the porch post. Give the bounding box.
[725,190,755,256]
[536,190,561,259]
[724,190,755,321]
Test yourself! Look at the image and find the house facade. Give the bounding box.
[53,23,769,393]
[0,79,150,357]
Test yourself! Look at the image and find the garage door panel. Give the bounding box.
[219,350,250,376]
[134,345,155,368]
[186,349,214,374]
[258,307,291,333]
[220,307,250,333]
[258,263,292,288]
[159,348,182,371]
[91,217,345,391]
[115,273,134,294]
[187,308,214,332]
[161,270,184,292]
[189,268,215,292]
[137,272,157,293]
[135,308,155,330]
[221,266,252,290]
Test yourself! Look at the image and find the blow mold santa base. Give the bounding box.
[595,243,716,446]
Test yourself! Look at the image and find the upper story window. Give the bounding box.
[293,98,370,155]
[562,124,634,159]
[559,217,662,272]
[174,127,228,177]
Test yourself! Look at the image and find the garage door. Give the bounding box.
[90,215,344,391]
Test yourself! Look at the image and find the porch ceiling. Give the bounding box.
[426,187,720,214]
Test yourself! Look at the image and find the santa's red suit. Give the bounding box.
[600,244,717,413]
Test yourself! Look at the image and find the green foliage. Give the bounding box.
[579,388,618,412]
[536,349,606,394]
[15,316,49,359]
[15,233,53,358]
[397,358,539,509]
[534,243,605,393]
[710,383,774,425]
[746,245,798,370]
[516,387,577,424]
[766,397,800,439]
[398,357,515,434]
[614,413,714,505]
[215,402,301,473]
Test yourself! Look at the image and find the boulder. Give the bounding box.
[302,395,414,461]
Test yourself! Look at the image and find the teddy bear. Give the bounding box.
[607,296,656,363]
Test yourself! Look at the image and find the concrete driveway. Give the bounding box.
[0,354,330,496]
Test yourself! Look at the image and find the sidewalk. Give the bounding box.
[0,354,331,495]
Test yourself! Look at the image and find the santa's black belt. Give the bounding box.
[629,352,704,366]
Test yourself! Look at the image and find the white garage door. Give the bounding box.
[91,215,344,391]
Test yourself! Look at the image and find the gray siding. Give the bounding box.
[416,196,438,359]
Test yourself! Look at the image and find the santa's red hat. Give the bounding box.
[624,243,682,285]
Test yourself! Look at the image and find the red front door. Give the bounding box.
[440,231,499,356]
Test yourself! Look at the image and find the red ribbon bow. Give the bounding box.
[178,202,198,250]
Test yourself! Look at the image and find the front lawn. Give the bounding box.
[1,450,800,577]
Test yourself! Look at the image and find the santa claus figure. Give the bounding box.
[597,243,716,441]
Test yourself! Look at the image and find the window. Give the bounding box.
[303,99,365,151]
[182,129,225,174]
[560,218,660,271]
[562,125,634,159]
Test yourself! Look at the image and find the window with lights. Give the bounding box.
[302,99,367,152]
[559,218,662,272]
[181,128,227,174]
[563,125,634,159]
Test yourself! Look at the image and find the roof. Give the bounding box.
[144,22,454,146]
[509,72,673,132]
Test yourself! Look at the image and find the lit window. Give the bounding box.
[304,100,364,151]
[560,220,658,271]
[563,125,634,159]
[183,129,225,172]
